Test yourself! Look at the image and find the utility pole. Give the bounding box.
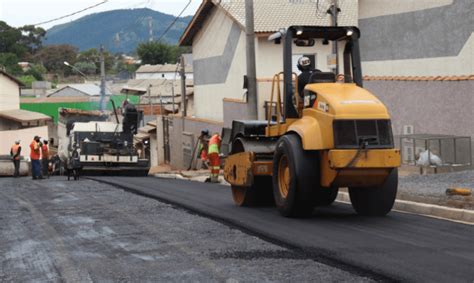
[179,55,187,117]
[328,0,340,74]
[245,0,258,120]
[99,45,106,111]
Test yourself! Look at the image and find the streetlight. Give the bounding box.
[63,61,88,80]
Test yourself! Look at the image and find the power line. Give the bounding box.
[156,0,192,43]
[33,0,109,26]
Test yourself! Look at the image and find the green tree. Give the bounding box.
[0,52,22,75]
[33,44,78,75]
[73,61,97,75]
[18,25,46,55]
[77,48,115,73]
[24,64,47,80]
[17,75,36,88]
[0,21,26,58]
[136,42,173,65]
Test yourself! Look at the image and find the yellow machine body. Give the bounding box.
[225,82,400,189]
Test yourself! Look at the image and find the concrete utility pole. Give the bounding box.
[99,45,106,111]
[179,55,187,117]
[328,0,340,74]
[245,0,258,120]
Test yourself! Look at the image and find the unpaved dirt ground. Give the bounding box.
[398,170,474,209]
[0,177,369,282]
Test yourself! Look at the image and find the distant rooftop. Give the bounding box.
[48,83,112,97]
[136,63,193,74]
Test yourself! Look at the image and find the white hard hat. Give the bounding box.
[297,56,311,68]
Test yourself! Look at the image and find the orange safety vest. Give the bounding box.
[208,134,221,154]
[11,144,20,160]
[42,144,49,159]
[30,141,41,160]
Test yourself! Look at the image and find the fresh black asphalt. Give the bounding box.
[91,176,474,282]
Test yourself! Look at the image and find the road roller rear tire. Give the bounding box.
[272,134,317,217]
[349,168,398,216]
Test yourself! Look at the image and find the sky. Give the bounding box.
[0,0,202,30]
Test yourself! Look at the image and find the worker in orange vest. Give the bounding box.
[41,140,50,178]
[30,136,42,180]
[207,133,221,183]
[10,140,21,177]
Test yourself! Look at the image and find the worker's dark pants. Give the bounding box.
[12,159,20,177]
[31,159,41,179]
[42,158,49,177]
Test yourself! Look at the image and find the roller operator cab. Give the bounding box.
[224,26,401,217]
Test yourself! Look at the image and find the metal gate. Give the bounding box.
[162,116,171,163]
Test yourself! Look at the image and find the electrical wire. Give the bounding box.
[33,0,109,26]
[156,0,192,43]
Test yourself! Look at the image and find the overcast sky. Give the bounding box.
[0,0,202,30]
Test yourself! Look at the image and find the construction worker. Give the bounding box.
[207,132,221,183]
[41,140,50,178]
[198,129,210,169]
[10,140,21,177]
[297,56,312,95]
[30,136,42,180]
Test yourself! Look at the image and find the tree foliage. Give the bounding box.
[136,42,189,65]
[77,48,115,74]
[34,44,78,75]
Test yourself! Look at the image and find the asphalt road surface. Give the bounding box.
[91,176,474,283]
[0,177,370,282]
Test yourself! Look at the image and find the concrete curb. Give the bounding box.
[153,173,474,225]
[336,192,474,224]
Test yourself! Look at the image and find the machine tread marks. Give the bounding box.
[349,168,398,216]
[272,134,318,217]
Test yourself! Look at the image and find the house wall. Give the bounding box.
[0,74,20,111]
[359,0,473,76]
[0,126,49,158]
[192,8,247,121]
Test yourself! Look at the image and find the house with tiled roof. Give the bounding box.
[180,0,358,122]
[357,0,473,152]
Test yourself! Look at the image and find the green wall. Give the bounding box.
[20,95,139,123]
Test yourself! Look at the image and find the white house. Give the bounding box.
[179,0,358,122]
[0,70,51,160]
[135,63,194,80]
[0,70,22,112]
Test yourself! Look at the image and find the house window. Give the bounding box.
[292,54,316,74]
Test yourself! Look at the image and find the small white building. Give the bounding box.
[135,63,194,80]
[179,0,358,122]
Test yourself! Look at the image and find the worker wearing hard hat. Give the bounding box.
[198,129,210,169]
[10,140,21,177]
[207,133,221,183]
[30,136,42,180]
[41,140,50,178]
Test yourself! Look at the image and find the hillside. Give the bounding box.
[44,8,192,54]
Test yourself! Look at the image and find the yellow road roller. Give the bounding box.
[224,26,400,217]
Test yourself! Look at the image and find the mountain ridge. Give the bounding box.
[44,8,192,54]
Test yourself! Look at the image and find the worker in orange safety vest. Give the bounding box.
[207,133,221,183]
[41,140,50,178]
[30,136,42,179]
[10,140,21,177]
